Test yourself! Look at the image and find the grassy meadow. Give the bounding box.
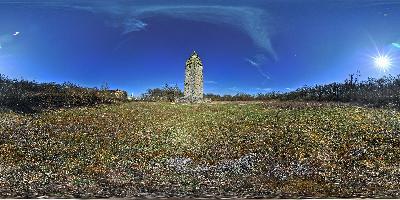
[1,101,400,198]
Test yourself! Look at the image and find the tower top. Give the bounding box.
[191,51,199,58]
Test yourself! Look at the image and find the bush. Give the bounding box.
[141,84,183,102]
[0,74,127,113]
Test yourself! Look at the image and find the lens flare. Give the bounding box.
[373,54,392,72]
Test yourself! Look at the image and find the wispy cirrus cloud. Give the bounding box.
[72,0,400,57]
[63,2,277,61]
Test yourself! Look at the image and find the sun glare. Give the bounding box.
[373,54,392,72]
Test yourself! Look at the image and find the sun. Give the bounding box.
[373,54,392,72]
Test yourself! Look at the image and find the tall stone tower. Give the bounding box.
[184,51,203,102]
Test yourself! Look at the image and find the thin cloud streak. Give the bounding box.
[245,58,259,67]
[245,58,271,79]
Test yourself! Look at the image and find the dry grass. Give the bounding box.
[0,101,399,198]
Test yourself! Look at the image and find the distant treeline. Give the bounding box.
[142,74,400,108]
[4,72,400,112]
[140,84,257,102]
[267,74,400,108]
[0,74,127,113]
[140,84,183,102]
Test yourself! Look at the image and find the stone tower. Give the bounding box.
[184,51,203,102]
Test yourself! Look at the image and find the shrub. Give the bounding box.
[0,74,127,113]
[141,84,183,102]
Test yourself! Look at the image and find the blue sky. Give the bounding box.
[0,0,400,96]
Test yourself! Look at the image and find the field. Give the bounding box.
[1,101,400,198]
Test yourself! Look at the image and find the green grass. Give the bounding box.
[1,101,400,198]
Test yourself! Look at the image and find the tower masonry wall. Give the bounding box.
[181,51,204,103]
